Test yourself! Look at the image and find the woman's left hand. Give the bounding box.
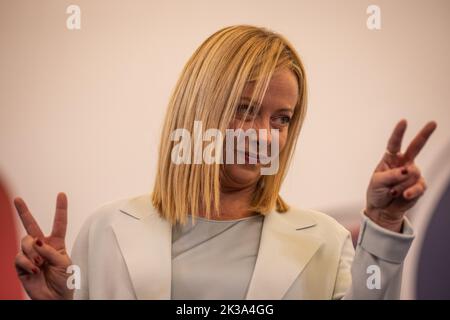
[365,119,437,232]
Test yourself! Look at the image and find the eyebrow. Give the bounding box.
[240,97,294,113]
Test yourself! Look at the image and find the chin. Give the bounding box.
[224,163,261,186]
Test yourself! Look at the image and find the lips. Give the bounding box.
[244,152,259,163]
[235,149,268,164]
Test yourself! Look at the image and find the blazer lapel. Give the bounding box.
[111,194,172,299]
[245,209,324,299]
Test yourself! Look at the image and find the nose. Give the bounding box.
[253,117,272,147]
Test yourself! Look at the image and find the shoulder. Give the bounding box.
[78,193,156,233]
[71,193,157,257]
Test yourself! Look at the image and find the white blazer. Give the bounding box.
[71,194,414,300]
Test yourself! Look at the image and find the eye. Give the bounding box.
[235,104,257,120]
[271,115,291,127]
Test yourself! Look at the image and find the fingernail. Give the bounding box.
[32,267,39,274]
[36,239,43,247]
[401,168,408,175]
[391,189,398,197]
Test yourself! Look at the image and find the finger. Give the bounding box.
[13,197,45,238]
[386,119,407,155]
[404,121,437,162]
[372,166,410,187]
[15,253,39,276]
[33,238,67,266]
[51,192,68,239]
[403,180,426,200]
[21,235,44,267]
[389,165,421,196]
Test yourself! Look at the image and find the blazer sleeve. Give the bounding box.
[332,214,415,300]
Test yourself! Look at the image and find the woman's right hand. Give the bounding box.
[13,192,73,300]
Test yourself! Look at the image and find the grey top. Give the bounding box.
[171,213,265,299]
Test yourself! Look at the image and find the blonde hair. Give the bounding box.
[152,25,308,225]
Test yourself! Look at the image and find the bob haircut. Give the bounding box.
[152,25,308,225]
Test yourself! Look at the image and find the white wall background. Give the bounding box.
[1,0,449,257]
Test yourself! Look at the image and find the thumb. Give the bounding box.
[33,238,68,266]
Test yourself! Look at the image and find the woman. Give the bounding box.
[13,25,436,300]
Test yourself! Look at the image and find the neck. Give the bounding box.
[198,183,259,220]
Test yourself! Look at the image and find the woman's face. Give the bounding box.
[221,68,299,190]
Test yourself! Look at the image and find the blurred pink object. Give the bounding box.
[0,175,24,299]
